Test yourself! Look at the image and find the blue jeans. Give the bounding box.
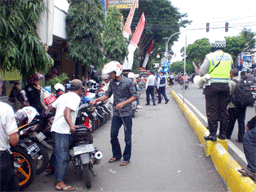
[243,127,256,173]
[111,116,132,162]
[146,86,155,105]
[51,132,70,182]
[158,87,168,103]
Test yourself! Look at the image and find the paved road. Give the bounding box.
[24,88,227,191]
[170,82,254,170]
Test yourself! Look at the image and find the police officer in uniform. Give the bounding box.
[199,40,233,141]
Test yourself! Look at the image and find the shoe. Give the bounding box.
[236,139,243,143]
[204,135,217,142]
[165,100,169,104]
[137,105,143,109]
[145,104,150,105]
[157,102,161,104]
[153,104,156,106]
[218,135,226,140]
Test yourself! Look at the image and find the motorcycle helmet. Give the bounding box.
[128,72,135,79]
[15,106,39,127]
[54,83,65,92]
[102,61,123,76]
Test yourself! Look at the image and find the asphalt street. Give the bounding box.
[172,82,254,169]
[24,86,227,191]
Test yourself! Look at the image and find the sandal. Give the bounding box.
[108,157,120,163]
[238,169,256,182]
[55,185,74,191]
[120,161,129,166]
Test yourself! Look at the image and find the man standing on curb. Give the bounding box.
[91,61,137,166]
[157,69,169,104]
[226,68,246,142]
[199,40,232,142]
[145,70,156,106]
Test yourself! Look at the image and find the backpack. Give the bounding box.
[160,76,166,85]
[231,79,254,107]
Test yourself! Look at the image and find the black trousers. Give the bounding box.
[226,107,246,142]
[205,83,230,123]
[0,150,19,192]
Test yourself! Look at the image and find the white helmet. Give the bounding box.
[102,61,123,76]
[128,72,135,79]
[54,83,65,92]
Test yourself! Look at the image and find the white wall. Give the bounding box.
[53,6,67,40]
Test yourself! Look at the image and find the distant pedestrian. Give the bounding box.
[145,70,156,106]
[226,68,246,142]
[0,76,20,192]
[238,115,256,183]
[157,69,169,104]
[9,81,23,111]
[242,68,255,85]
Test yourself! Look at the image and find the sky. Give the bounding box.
[170,0,256,62]
[54,0,256,62]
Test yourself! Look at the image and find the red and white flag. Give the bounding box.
[192,61,199,74]
[123,13,145,70]
[142,40,154,68]
[123,0,138,40]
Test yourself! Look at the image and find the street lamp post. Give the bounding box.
[164,31,187,102]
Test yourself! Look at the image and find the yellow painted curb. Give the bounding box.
[171,90,256,192]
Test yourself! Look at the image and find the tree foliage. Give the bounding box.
[103,7,128,64]
[66,0,104,69]
[0,0,53,78]
[122,0,191,68]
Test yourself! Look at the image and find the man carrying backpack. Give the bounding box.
[199,40,232,142]
[157,69,169,104]
[226,68,247,142]
[226,68,254,142]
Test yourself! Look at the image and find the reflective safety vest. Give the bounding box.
[206,50,232,83]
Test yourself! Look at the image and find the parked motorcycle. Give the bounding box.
[15,107,51,176]
[71,103,103,189]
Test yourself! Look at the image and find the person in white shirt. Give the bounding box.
[0,76,20,191]
[145,70,156,105]
[48,79,83,191]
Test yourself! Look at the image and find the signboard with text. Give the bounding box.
[106,0,139,10]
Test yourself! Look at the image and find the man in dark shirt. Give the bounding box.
[91,61,137,166]
[242,68,255,85]
[238,116,256,183]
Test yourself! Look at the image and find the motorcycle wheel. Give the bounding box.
[12,146,36,190]
[33,144,49,175]
[82,164,91,189]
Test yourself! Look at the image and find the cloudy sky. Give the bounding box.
[54,0,256,62]
[170,0,256,61]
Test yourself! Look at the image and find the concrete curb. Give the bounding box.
[171,90,256,192]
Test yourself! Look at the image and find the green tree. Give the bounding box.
[103,7,128,64]
[66,0,104,69]
[185,38,211,66]
[0,0,53,78]
[122,0,191,67]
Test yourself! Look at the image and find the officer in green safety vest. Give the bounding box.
[199,40,233,142]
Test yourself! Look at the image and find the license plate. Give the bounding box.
[27,143,40,156]
[35,132,46,142]
[73,144,94,156]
